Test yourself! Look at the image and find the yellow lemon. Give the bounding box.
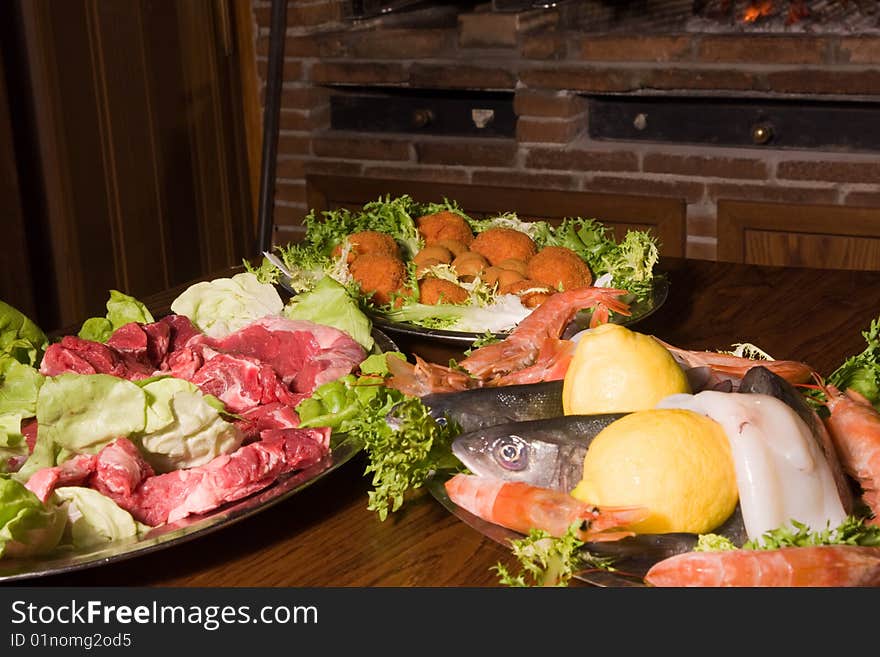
[562,323,690,415]
[570,409,738,534]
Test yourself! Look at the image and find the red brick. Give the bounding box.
[415,139,518,167]
[275,181,307,204]
[579,35,692,63]
[410,64,517,90]
[281,86,329,111]
[361,165,470,185]
[304,159,365,177]
[705,182,839,206]
[516,118,583,144]
[513,90,587,118]
[643,153,768,179]
[289,1,343,27]
[764,69,880,96]
[838,37,880,65]
[278,133,311,155]
[687,212,717,239]
[257,34,323,58]
[273,203,310,229]
[686,238,717,262]
[279,106,330,131]
[312,134,412,161]
[276,157,306,180]
[358,28,452,58]
[526,147,638,173]
[471,169,577,190]
[777,159,880,184]
[697,36,828,65]
[310,61,408,85]
[458,9,558,49]
[521,33,566,60]
[520,66,640,92]
[256,57,304,83]
[844,190,880,206]
[641,68,759,92]
[586,176,705,203]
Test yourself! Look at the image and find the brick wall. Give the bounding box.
[250,1,880,260]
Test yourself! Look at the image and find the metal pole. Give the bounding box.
[256,0,288,254]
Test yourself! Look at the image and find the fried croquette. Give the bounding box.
[483,266,525,289]
[413,245,454,267]
[451,251,488,281]
[333,230,398,263]
[433,239,469,258]
[495,258,529,277]
[469,227,537,266]
[526,246,592,292]
[418,277,469,305]
[416,211,474,246]
[501,279,554,309]
[349,253,407,306]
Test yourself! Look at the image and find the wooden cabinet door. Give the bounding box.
[718,199,880,270]
[5,0,258,331]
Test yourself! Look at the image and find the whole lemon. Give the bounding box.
[570,409,738,534]
[562,323,690,415]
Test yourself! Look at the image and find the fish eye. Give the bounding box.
[493,436,527,471]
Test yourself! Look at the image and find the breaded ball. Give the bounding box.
[419,277,469,305]
[496,258,529,277]
[526,246,592,292]
[501,279,554,309]
[349,253,407,306]
[433,239,469,258]
[413,245,454,267]
[417,211,474,246]
[483,266,525,289]
[333,230,398,263]
[415,258,444,278]
[451,251,489,281]
[469,227,537,266]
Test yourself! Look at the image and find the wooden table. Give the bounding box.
[23,258,880,587]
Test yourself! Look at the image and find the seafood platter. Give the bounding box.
[4,192,879,587]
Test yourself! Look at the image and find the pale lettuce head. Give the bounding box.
[0,354,44,418]
[137,377,242,473]
[0,414,29,474]
[52,486,149,550]
[170,272,283,338]
[0,476,66,558]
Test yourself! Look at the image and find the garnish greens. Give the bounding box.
[296,367,463,520]
[697,516,880,552]
[494,522,616,587]
[825,316,880,411]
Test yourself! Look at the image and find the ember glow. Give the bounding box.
[743,0,774,22]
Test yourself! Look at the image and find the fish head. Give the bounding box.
[451,427,562,489]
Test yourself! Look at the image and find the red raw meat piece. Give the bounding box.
[235,401,303,442]
[40,335,153,380]
[91,438,155,498]
[24,453,99,503]
[93,429,330,525]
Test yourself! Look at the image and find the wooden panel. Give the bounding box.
[718,199,880,270]
[304,175,687,257]
[16,0,254,330]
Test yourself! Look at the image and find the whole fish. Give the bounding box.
[451,413,627,492]
[420,379,565,433]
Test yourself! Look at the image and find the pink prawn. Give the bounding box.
[445,473,648,543]
[822,384,880,524]
[645,545,880,587]
[652,337,815,390]
[457,286,631,382]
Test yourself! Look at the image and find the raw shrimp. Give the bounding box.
[384,286,630,395]
[445,473,648,543]
[458,286,630,381]
[652,337,815,391]
[822,385,880,524]
[644,545,880,587]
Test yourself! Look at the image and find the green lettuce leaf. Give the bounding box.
[283,276,374,351]
[0,476,66,558]
[0,415,29,474]
[78,290,154,343]
[52,486,149,550]
[0,354,44,418]
[170,272,283,338]
[0,300,48,367]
